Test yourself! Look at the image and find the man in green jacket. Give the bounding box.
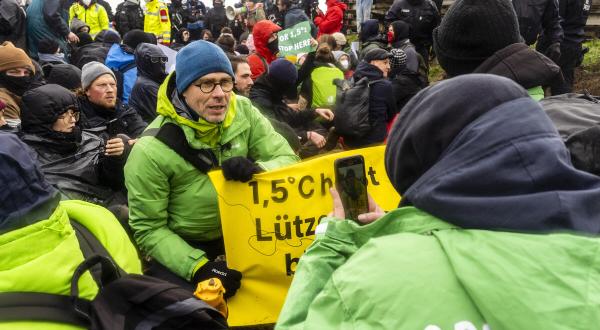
[125,40,299,298]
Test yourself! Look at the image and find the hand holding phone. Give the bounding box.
[334,155,369,222]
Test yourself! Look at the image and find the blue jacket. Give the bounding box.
[386,74,600,233]
[105,43,137,104]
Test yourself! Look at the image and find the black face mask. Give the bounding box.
[267,38,279,56]
[0,73,33,96]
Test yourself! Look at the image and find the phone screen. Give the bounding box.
[334,155,369,222]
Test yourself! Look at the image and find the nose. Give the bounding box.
[212,84,226,98]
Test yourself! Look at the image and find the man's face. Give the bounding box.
[5,67,31,77]
[182,72,232,123]
[370,58,390,77]
[86,74,117,109]
[234,63,253,96]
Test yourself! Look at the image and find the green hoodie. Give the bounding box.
[125,74,299,281]
[277,207,600,329]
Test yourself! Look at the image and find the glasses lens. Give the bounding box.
[200,81,216,93]
[221,80,234,92]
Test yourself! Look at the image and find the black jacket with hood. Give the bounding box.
[129,43,167,123]
[19,84,126,206]
[344,61,395,148]
[386,74,600,233]
[78,95,147,139]
[359,19,387,60]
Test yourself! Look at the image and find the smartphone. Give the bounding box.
[106,118,123,136]
[334,155,369,222]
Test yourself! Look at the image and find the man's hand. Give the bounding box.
[67,32,79,43]
[308,131,326,148]
[105,138,125,157]
[221,156,263,182]
[315,108,334,121]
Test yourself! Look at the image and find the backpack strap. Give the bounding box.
[0,292,90,327]
[142,123,218,173]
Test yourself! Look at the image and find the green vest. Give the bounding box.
[310,65,344,109]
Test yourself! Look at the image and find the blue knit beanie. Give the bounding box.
[267,59,298,86]
[175,40,235,93]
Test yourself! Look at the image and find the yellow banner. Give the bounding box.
[208,146,401,326]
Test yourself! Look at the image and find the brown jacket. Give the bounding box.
[0,88,21,119]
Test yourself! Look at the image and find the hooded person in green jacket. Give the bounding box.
[276,74,600,329]
[124,40,299,298]
[0,132,142,329]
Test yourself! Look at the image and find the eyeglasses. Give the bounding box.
[195,79,234,93]
[149,56,168,64]
[57,110,80,122]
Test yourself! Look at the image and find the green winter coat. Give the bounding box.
[277,207,600,330]
[0,200,142,330]
[125,74,299,281]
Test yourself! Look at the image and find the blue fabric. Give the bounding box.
[105,43,137,104]
[386,74,600,233]
[175,40,234,94]
[0,133,59,233]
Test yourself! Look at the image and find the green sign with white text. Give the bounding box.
[278,21,315,56]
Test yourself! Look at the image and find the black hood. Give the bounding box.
[360,19,380,42]
[134,43,168,83]
[46,64,82,91]
[0,132,60,234]
[20,84,82,149]
[386,74,600,233]
[474,43,562,90]
[391,20,410,44]
[353,61,385,81]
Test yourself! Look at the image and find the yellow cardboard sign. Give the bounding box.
[208,146,400,326]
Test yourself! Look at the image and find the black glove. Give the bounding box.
[193,261,242,298]
[545,42,561,63]
[221,156,262,182]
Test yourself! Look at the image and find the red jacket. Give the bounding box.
[314,0,347,37]
[248,20,282,80]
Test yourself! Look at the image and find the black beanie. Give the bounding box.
[38,38,59,54]
[123,30,157,51]
[433,0,521,77]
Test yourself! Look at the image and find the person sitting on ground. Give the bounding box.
[389,19,428,86]
[433,0,563,100]
[247,20,282,80]
[95,29,122,46]
[0,41,36,120]
[359,19,387,60]
[230,55,254,97]
[332,32,346,51]
[333,50,353,79]
[276,74,600,330]
[125,40,299,296]
[299,41,344,111]
[20,84,130,208]
[105,29,157,104]
[78,61,147,140]
[0,132,141,329]
[216,32,237,55]
[250,59,334,157]
[390,48,424,114]
[37,38,67,69]
[343,48,395,148]
[129,43,168,123]
[70,17,91,35]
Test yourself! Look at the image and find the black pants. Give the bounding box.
[144,238,226,291]
[538,41,583,94]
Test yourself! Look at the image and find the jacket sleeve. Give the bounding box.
[124,109,149,138]
[125,140,207,280]
[245,102,300,171]
[542,0,564,44]
[315,8,342,34]
[384,1,401,26]
[99,5,110,31]
[45,0,70,38]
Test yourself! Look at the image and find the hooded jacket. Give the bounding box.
[125,73,299,281]
[20,84,127,205]
[473,43,563,100]
[0,133,141,329]
[69,17,90,33]
[70,39,111,69]
[129,43,167,123]
[26,0,70,59]
[68,1,109,37]
[105,43,138,104]
[386,74,600,233]
[344,61,394,148]
[359,19,387,60]
[248,20,282,80]
[0,0,27,50]
[314,0,347,37]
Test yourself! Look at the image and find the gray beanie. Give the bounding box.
[81,61,116,90]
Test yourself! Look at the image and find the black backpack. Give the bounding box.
[0,221,228,330]
[333,77,380,138]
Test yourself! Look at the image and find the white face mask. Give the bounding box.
[339,59,349,69]
[82,0,91,6]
